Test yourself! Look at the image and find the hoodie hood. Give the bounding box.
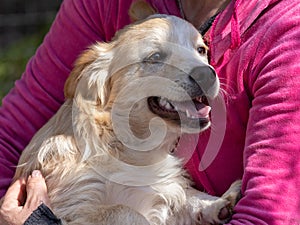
[209,0,280,65]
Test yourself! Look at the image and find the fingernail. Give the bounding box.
[32,170,42,177]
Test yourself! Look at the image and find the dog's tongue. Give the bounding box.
[171,100,211,118]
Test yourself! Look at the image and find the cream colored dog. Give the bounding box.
[11,2,241,225]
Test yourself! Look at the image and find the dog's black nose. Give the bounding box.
[188,66,217,95]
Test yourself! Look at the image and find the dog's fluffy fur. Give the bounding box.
[11,3,241,225]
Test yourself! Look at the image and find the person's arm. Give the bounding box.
[228,10,300,225]
[0,0,115,197]
[23,203,62,225]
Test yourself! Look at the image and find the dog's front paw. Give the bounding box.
[218,180,242,222]
[187,180,242,225]
[198,197,231,225]
[187,193,229,224]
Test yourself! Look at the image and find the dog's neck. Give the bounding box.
[118,131,180,166]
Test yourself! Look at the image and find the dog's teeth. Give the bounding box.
[195,96,203,102]
[159,98,173,110]
[165,102,173,110]
[186,110,198,119]
[186,109,191,118]
[159,98,168,107]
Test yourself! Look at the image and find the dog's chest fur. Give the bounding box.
[45,154,188,223]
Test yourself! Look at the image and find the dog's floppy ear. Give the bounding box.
[129,0,157,22]
[64,43,114,161]
[64,43,113,108]
[64,47,100,99]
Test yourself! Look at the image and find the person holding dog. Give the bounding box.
[0,0,299,224]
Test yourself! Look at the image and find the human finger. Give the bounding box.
[2,177,27,209]
[24,170,51,211]
[0,178,27,225]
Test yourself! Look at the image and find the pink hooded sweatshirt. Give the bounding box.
[0,0,299,224]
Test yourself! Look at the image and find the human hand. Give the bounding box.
[0,170,51,225]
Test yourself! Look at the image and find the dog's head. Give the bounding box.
[64,6,219,155]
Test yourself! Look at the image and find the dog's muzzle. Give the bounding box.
[188,66,218,99]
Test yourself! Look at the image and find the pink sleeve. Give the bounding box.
[229,12,300,225]
[0,0,110,197]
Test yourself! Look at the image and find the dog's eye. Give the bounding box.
[144,52,164,63]
[197,46,207,55]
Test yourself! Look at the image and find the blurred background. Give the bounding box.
[0,0,62,104]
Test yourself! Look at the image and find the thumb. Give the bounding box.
[24,170,51,211]
[1,177,26,210]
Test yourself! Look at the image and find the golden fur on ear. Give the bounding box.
[129,0,157,22]
[64,47,100,99]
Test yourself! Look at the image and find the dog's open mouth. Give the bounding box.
[147,95,211,130]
